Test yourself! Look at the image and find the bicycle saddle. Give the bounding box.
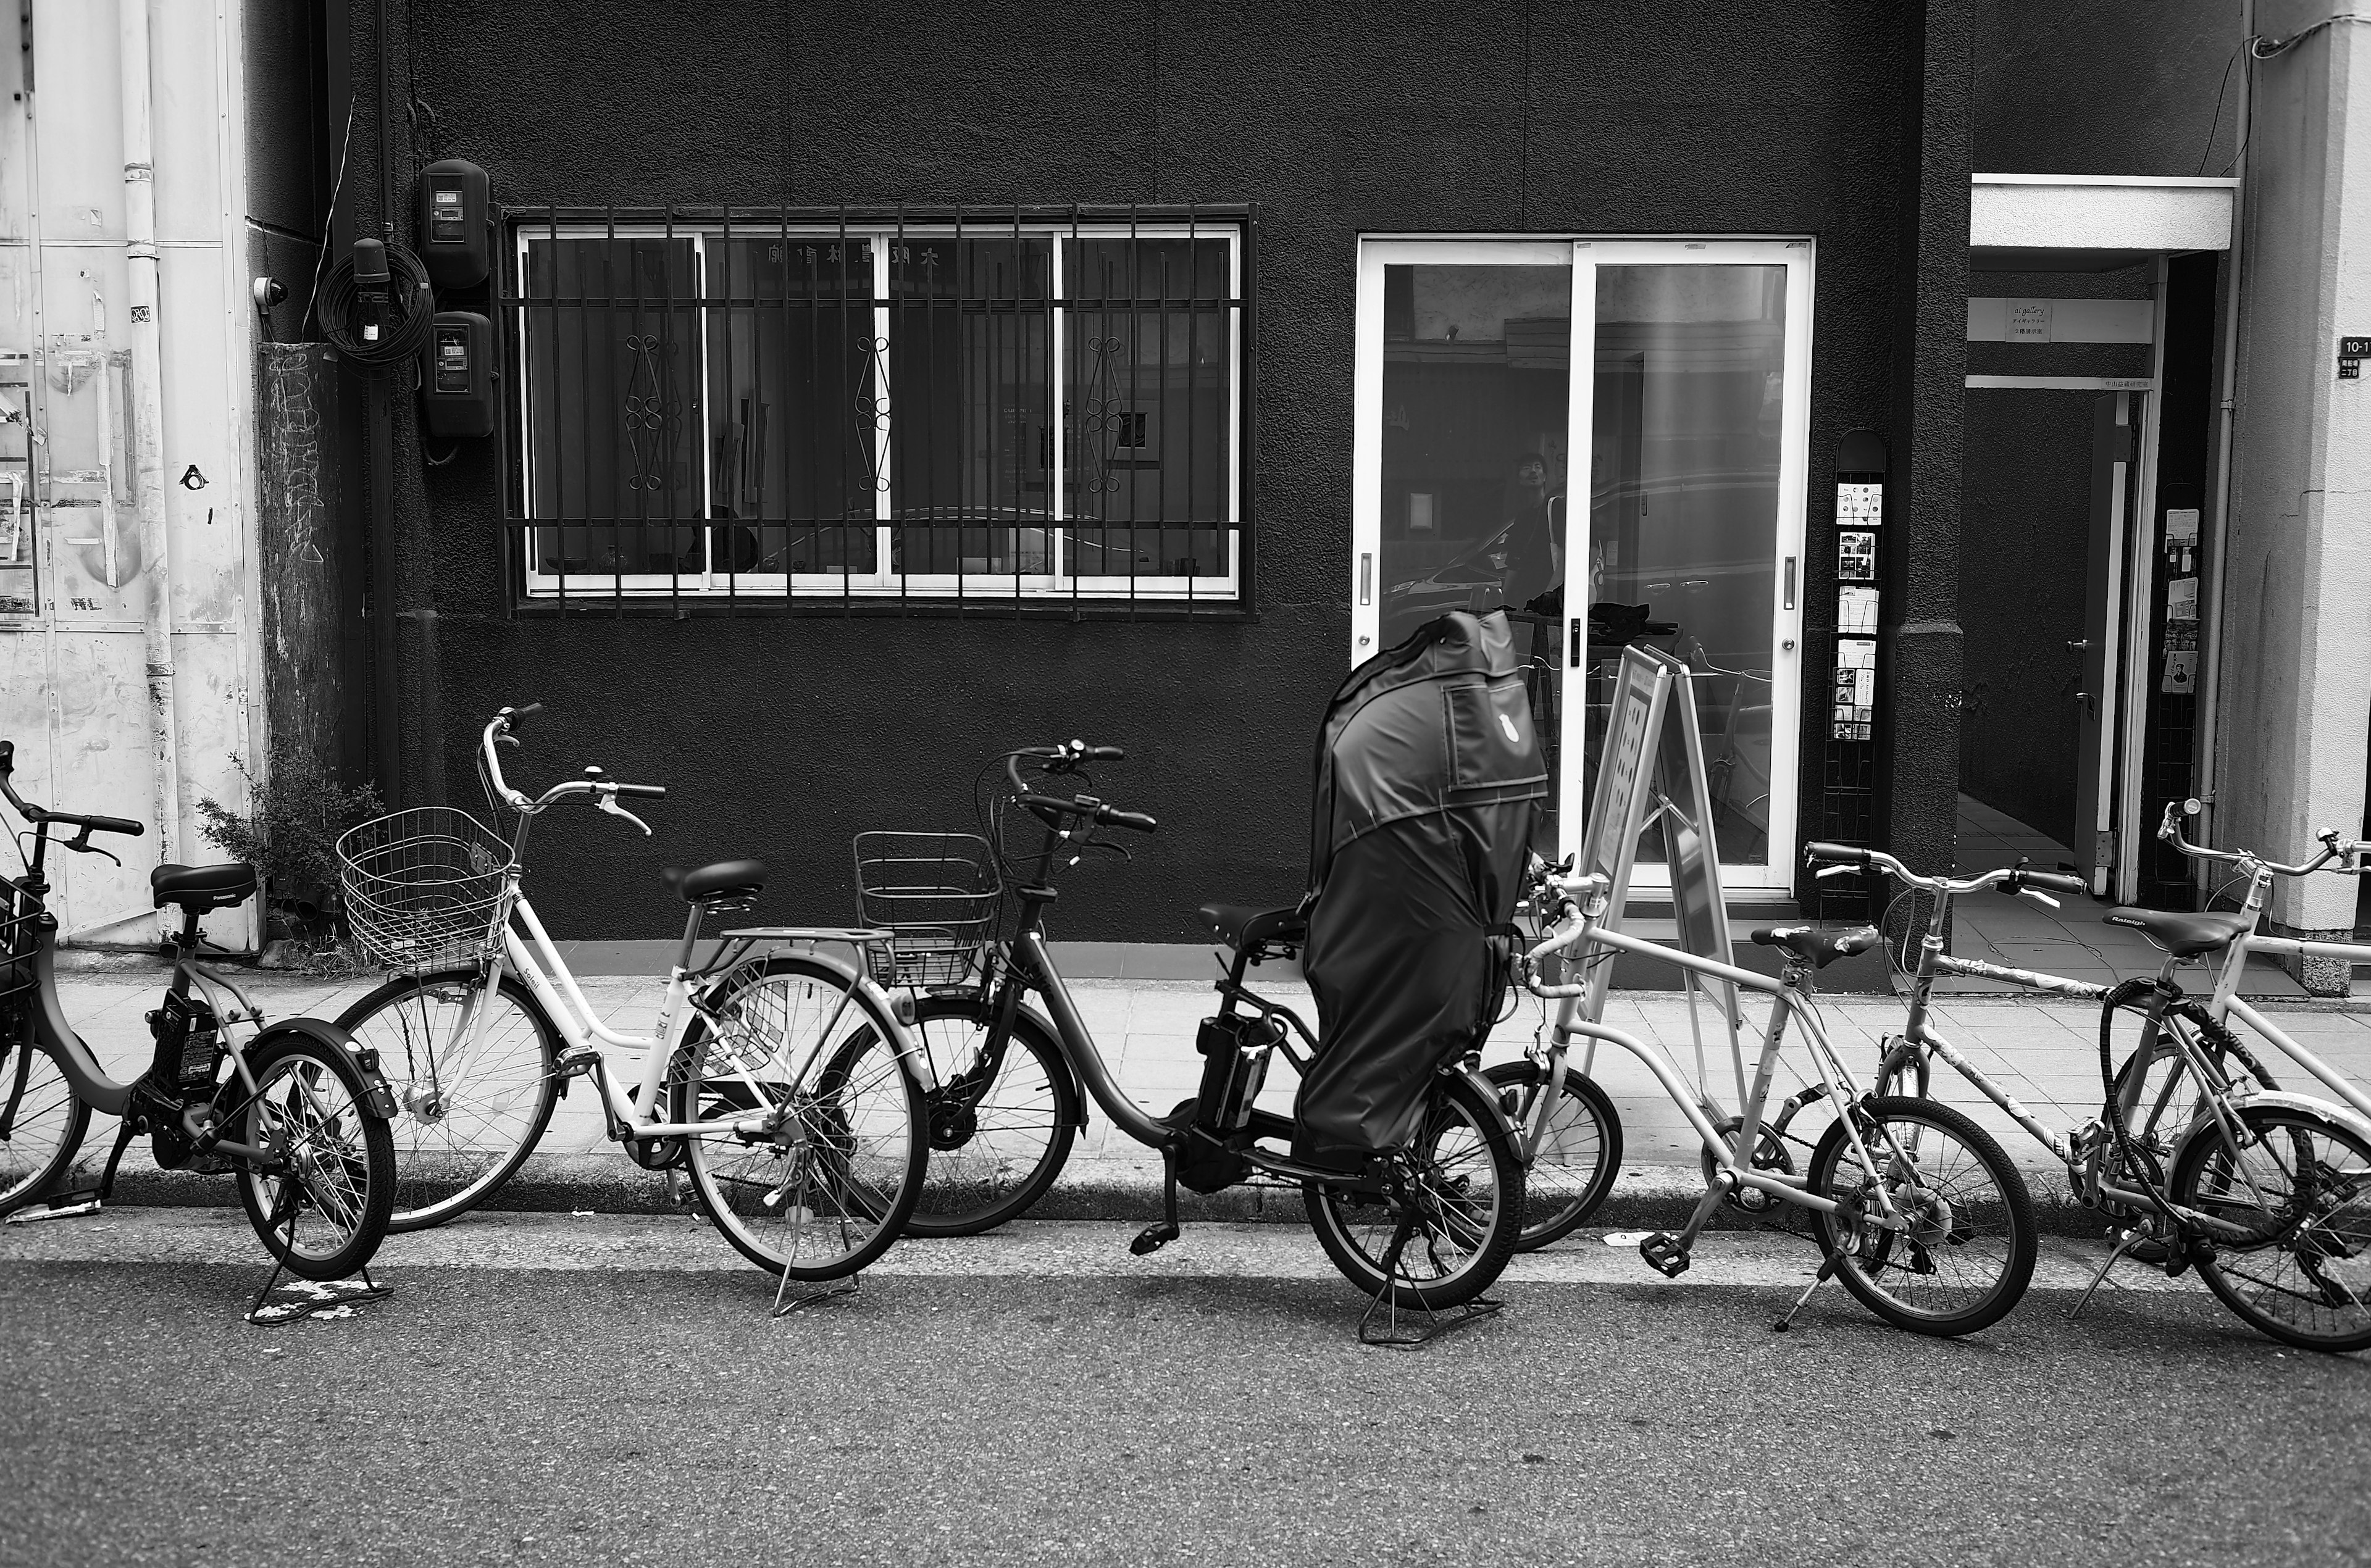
[1749,923,1880,969]
[2102,907,2253,958]
[149,862,257,911]
[1198,901,1307,953]
[664,859,767,903]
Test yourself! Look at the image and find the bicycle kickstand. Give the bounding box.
[2069,1233,2141,1322]
[1774,1249,1844,1333]
[1357,1202,1503,1349]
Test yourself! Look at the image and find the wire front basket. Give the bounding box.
[1,878,38,1014]
[853,831,1003,988]
[338,807,514,971]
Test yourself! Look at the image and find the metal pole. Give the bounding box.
[2194,0,2252,891]
[119,0,182,891]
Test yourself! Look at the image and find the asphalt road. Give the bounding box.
[3,1220,2367,1568]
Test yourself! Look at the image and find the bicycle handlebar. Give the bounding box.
[2158,798,2364,877]
[0,739,145,838]
[1802,841,2087,899]
[478,707,664,825]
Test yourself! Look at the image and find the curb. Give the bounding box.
[93,1156,2118,1240]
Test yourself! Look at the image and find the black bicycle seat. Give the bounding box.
[149,862,256,911]
[1749,923,1881,969]
[2102,907,2253,958]
[664,859,767,904]
[1198,901,1307,953]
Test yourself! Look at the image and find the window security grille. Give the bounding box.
[498,206,1252,615]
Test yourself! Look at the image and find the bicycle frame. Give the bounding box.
[2200,876,2371,1125]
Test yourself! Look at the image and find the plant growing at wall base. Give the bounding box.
[196,744,382,969]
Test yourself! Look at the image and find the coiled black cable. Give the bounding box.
[317,242,433,367]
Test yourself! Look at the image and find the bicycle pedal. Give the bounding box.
[4,1190,102,1225]
[1129,1221,1181,1256]
[1637,1232,1691,1278]
[556,1049,601,1078]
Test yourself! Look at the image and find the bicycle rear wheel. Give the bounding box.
[1484,1059,1620,1249]
[0,1028,88,1214]
[1303,1070,1524,1310]
[233,1033,397,1280]
[1807,1095,2036,1337]
[335,969,560,1231]
[678,954,926,1282]
[2168,1101,2371,1353]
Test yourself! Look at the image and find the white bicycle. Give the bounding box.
[332,704,928,1288]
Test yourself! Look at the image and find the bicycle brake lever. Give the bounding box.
[1815,863,1854,880]
[2018,887,2062,909]
[596,793,653,837]
[63,828,121,869]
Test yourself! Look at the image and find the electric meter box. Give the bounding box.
[422,311,495,438]
[417,159,491,290]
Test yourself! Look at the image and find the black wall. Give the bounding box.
[343,0,1967,941]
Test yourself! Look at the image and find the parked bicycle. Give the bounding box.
[865,742,1526,1338]
[330,705,927,1293]
[1828,835,2371,1353]
[0,740,396,1287]
[1523,859,2039,1338]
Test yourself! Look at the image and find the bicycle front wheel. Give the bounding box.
[1483,1059,1620,1249]
[678,954,926,1282]
[1304,1070,1524,1310]
[0,1029,89,1214]
[901,994,1077,1238]
[335,968,560,1231]
[1807,1095,2036,1337]
[233,1033,396,1280]
[2168,1101,2371,1353]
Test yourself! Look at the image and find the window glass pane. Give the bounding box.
[1589,263,1788,863]
[887,237,1053,578]
[1374,261,1571,853]
[704,236,877,578]
[1063,237,1231,578]
[523,237,704,579]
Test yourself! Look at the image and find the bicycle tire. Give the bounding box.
[1483,1059,1621,1249]
[233,1032,397,1280]
[1303,1070,1525,1310]
[1806,1095,2037,1337]
[677,953,927,1281]
[897,993,1078,1238]
[335,968,562,1232]
[0,1029,90,1214]
[2168,1101,2371,1354]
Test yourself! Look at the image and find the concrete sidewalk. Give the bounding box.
[44,959,2371,1227]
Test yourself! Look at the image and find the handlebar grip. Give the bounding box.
[612,783,666,799]
[0,740,12,775]
[2016,869,2087,896]
[1804,841,1873,868]
[507,703,545,723]
[1018,791,1085,817]
[1084,746,1125,763]
[77,813,145,837]
[1097,806,1157,833]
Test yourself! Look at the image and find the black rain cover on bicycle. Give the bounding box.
[1296,610,1547,1161]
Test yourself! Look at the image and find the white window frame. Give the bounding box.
[514,221,1244,603]
[1349,234,1814,895]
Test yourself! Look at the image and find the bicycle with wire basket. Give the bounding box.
[0,741,396,1307]
[329,704,929,1299]
[1824,835,2371,1352]
[863,741,1527,1343]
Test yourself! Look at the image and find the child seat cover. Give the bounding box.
[1295,610,1547,1160]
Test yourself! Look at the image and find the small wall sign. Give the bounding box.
[2342,335,2369,378]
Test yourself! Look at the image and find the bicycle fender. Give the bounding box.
[250,1016,399,1120]
[2170,1089,2371,1165]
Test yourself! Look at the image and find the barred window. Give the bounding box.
[508,211,1247,607]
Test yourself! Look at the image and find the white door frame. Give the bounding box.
[1350,235,1813,895]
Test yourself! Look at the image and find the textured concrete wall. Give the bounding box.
[1973,0,2239,176]
[2220,2,2371,979]
[351,0,1960,941]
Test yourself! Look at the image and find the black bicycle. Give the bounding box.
[0,741,397,1284]
[858,742,1525,1333]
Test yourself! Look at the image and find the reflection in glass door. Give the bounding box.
[1354,240,1809,890]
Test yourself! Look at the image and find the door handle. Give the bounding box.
[1359,553,1372,607]
[2067,639,2091,651]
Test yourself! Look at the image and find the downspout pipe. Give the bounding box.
[2194,0,2252,895]
[120,0,182,891]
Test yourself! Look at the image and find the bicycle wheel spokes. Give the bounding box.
[0,1040,86,1211]
[910,1007,1063,1230]
[339,974,558,1227]
[684,964,922,1280]
[246,1056,376,1263]
[2177,1107,2371,1350]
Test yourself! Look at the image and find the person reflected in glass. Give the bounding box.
[1499,451,1564,615]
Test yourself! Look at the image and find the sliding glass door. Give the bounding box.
[1351,238,1812,893]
